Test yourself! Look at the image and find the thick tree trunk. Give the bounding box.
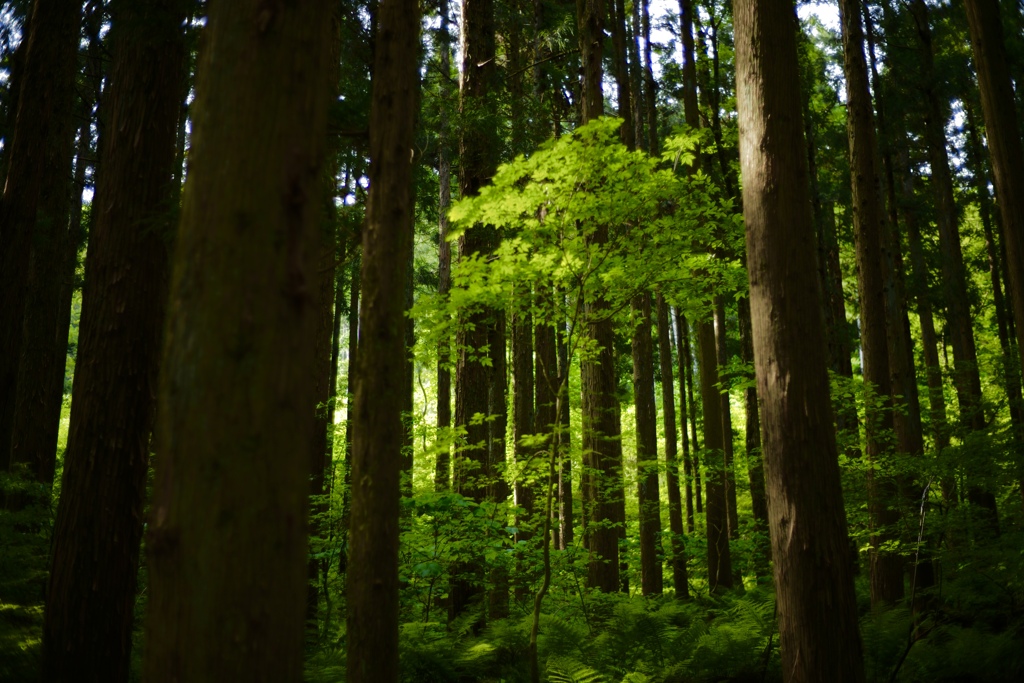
[143,1,334,678]
[42,3,185,679]
[838,0,904,608]
[346,0,419,675]
[0,0,81,473]
[734,3,865,679]
[657,295,689,597]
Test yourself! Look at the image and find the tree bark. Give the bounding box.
[657,295,689,597]
[674,308,696,533]
[42,2,185,678]
[346,0,420,676]
[838,0,904,608]
[632,293,663,595]
[964,0,1024,414]
[0,0,81,473]
[734,2,866,679]
[435,0,454,492]
[143,1,334,678]
[556,311,573,548]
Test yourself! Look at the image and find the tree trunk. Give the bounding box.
[657,295,689,597]
[964,0,1024,415]
[838,0,904,608]
[143,0,335,678]
[733,3,866,679]
[675,308,696,533]
[435,0,454,492]
[738,296,769,573]
[632,293,663,595]
[42,2,185,679]
[556,311,573,548]
[681,313,703,514]
[698,318,732,592]
[0,0,81,473]
[513,304,535,602]
[714,297,740,547]
[452,0,500,620]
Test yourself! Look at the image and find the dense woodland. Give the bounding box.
[1,0,1023,681]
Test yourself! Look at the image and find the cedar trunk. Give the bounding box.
[346,0,420,677]
[0,0,81,471]
[838,0,904,607]
[42,2,185,678]
[143,1,334,678]
[733,2,866,679]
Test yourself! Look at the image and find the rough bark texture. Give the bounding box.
[838,0,904,608]
[345,1,419,677]
[964,0,1024,410]
[41,2,185,679]
[733,3,866,680]
[143,0,334,678]
[0,0,81,472]
[632,293,663,595]
[657,295,689,597]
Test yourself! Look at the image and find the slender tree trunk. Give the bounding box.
[0,0,81,472]
[738,297,769,573]
[714,298,740,547]
[513,304,535,602]
[577,0,621,593]
[535,287,558,544]
[965,102,1024,443]
[657,295,689,597]
[734,3,866,679]
[42,3,185,679]
[674,308,696,533]
[339,253,361,576]
[452,0,500,619]
[143,0,334,678]
[964,0,1024,416]
[682,313,703,514]
[698,318,732,593]
[435,0,454,492]
[632,293,663,594]
[556,312,573,548]
[346,0,419,679]
[838,0,904,608]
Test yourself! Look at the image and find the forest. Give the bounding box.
[1,0,1023,680]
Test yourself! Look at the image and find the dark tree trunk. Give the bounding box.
[681,313,703,514]
[738,296,769,573]
[143,0,335,678]
[964,0,1024,424]
[577,0,621,593]
[339,253,361,576]
[452,0,500,620]
[41,2,185,679]
[733,3,866,679]
[0,0,81,473]
[698,318,733,593]
[657,295,689,597]
[435,0,454,492]
[632,293,663,595]
[838,0,904,608]
[714,297,740,549]
[346,0,420,675]
[556,311,573,548]
[674,308,695,533]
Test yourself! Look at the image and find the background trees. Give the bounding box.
[1,1,1024,682]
